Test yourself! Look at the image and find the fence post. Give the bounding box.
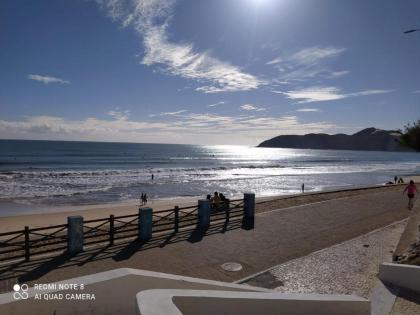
[24,226,30,261]
[174,206,179,233]
[109,214,114,246]
[139,207,153,241]
[197,199,211,231]
[67,216,84,255]
[225,199,230,225]
[243,193,255,230]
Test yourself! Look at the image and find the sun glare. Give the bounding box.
[250,0,270,5]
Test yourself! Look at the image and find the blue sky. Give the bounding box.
[0,0,419,145]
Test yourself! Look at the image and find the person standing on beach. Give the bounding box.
[140,193,144,206]
[394,176,398,184]
[403,180,417,210]
[301,183,305,193]
[144,193,148,205]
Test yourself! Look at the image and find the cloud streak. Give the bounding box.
[275,86,393,103]
[27,74,70,85]
[240,104,266,111]
[296,108,321,112]
[267,46,348,82]
[97,0,265,93]
[207,101,226,107]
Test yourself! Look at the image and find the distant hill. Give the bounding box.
[258,128,410,151]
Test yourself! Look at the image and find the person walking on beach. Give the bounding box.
[144,193,148,205]
[394,176,398,184]
[301,183,305,193]
[403,180,417,210]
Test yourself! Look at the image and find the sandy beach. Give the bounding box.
[1,177,418,233]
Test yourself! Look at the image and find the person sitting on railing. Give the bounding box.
[219,193,229,212]
[211,191,221,210]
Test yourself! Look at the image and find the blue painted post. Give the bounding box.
[243,193,255,230]
[67,216,84,254]
[139,207,153,241]
[197,200,211,231]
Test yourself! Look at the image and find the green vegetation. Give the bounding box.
[399,120,420,152]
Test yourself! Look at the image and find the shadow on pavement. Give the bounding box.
[0,218,243,291]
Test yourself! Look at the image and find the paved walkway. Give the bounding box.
[241,220,406,298]
[0,189,410,293]
[391,289,420,315]
[393,206,420,261]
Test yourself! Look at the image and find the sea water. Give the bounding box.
[0,139,419,208]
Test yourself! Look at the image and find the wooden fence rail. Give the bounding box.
[0,193,255,263]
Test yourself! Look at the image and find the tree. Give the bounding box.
[399,120,420,151]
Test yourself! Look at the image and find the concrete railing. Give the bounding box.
[136,289,370,315]
[379,262,420,293]
[392,207,420,261]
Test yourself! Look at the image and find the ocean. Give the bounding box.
[0,139,419,207]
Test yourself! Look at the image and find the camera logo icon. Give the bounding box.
[13,284,29,300]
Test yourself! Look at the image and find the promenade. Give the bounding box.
[0,186,410,294]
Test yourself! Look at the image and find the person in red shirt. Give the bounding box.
[403,180,417,210]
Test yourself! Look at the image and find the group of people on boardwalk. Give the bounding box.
[140,192,148,206]
[206,191,227,210]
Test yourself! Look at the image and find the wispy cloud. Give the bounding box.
[296,108,321,112]
[96,0,265,93]
[148,110,188,117]
[159,110,188,116]
[27,74,70,85]
[413,90,420,94]
[266,56,283,65]
[290,46,346,65]
[267,46,348,82]
[276,87,344,103]
[275,86,393,103]
[329,70,350,78]
[240,104,266,111]
[107,109,130,121]
[207,101,226,107]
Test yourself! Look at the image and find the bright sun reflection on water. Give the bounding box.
[203,145,309,161]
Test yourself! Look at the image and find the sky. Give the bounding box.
[0,0,419,145]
